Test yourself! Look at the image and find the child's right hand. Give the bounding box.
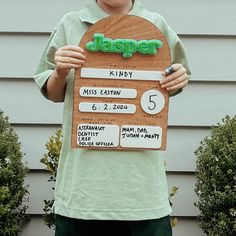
[54,46,86,79]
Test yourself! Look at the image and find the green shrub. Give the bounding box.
[195,115,236,236]
[41,129,62,229]
[169,186,178,227]
[0,110,29,236]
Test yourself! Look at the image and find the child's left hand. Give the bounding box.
[159,63,188,94]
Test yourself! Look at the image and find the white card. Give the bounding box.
[120,125,162,149]
[77,124,119,148]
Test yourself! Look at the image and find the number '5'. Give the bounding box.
[148,95,157,111]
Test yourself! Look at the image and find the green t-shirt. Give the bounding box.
[34,0,190,220]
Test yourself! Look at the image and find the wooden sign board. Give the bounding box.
[72,15,171,150]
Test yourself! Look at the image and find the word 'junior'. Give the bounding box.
[86,33,163,58]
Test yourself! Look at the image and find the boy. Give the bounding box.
[34,0,190,235]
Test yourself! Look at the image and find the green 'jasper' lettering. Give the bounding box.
[86,33,104,51]
[100,38,113,52]
[113,39,125,52]
[124,39,137,58]
[148,40,163,54]
[86,33,163,58]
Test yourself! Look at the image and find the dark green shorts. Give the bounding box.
[55,214,172,236]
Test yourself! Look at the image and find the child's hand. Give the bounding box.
[54,46,86,79]
[160,63,188,94]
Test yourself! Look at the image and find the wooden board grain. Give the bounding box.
[72,15,171,150]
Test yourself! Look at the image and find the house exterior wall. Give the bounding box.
[0,0,235,235]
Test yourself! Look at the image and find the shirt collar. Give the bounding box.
[79,0,154,24]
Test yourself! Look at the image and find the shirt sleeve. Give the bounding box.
[153,13,191,96]
[170,36,191,96]
[34,21,67,98]
[171,37,191,77]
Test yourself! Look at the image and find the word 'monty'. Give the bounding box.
[86,33,163,58]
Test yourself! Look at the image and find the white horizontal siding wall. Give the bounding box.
[0,0,235,236]
[1,0,235,35]
[1,34,236,81]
